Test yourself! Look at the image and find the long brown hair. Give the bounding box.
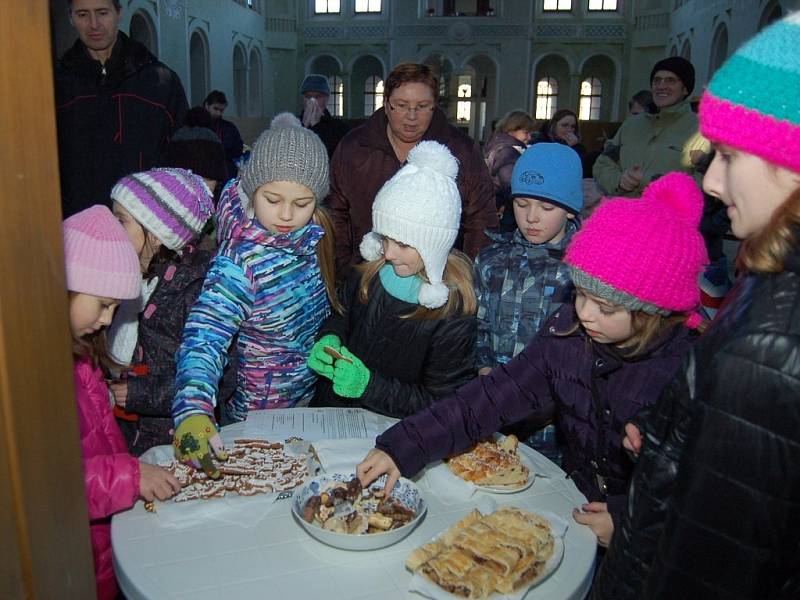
[737,187,800,274]
[314,206,343,314]
[355,250,476,320]
[69,292,119,373]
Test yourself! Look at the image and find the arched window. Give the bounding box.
[315,0,340,14]
[579,77,602,121]
[759,2,782,30]
[249,48,262,116]
[535,77,558,120]
[364,76,384,115]
[669,44,678,57]
[129,11,157,56]
[189,31,209,106]
[709,25,728,77]
[457,76,472,122]
[326,76,344,116]
[680,39,691,61]
[233,44,247,116]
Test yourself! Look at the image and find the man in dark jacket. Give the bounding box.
[298,74,350,159]
[56,0,188,217]
[203,90,244,182]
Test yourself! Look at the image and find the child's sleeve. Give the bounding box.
[375,337,555,477]
[172,254,253,426]
[83,453,141,520]
[473,254,497,370]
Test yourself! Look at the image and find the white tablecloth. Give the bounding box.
[112,408,596,600]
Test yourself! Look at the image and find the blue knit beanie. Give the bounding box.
[300,74,331,96]
[511,143,584,214]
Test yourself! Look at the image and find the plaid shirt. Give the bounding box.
[474,222,577,369]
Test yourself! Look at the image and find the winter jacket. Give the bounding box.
[592,100,709,197]
[593,247,800,600]
[328,107,497,276]
[474,224,577,370]
[300,108,350,159]
[311,270,477,418]
[211,117,244,182]
[484,131,526,207]
[55,32,188,217]
[117,245,237,455]
[376,304,697,523]
[173,180,330,425]
[74,357,139,600]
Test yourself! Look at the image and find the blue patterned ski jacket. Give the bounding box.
[173,179,330,425]
[473,221,578,370]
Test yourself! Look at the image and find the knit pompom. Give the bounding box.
[359,231,383,262]
[642,172,703,227]
[418,281,449,309]
[270,112,302,130]
[407,141,459,180]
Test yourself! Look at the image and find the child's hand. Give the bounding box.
[307,334,341,380]
[572,502,614,547]
[357,448,401,497]
[139,462,181,502]
[332,346,371,398]
[108,380,128,408]
[477,367,492,376]
[623,423,643,456]
[173,414,228,478]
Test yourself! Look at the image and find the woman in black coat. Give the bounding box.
[594,17,800,599]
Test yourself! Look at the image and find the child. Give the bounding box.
[474,142,584,465]
[63,205,179,599]
[105,168,235,456]
[308,141,477,418]
[595,16,800,599]
[357,171,708,549]
[172,113,336,475]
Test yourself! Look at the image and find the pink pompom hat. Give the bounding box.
[564,172,708,324]
[63,205,141,300]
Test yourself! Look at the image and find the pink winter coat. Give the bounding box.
[74,357,140,600]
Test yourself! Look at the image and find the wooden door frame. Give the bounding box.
[0,1,96,597]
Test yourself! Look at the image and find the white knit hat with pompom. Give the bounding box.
[359,140,461,309]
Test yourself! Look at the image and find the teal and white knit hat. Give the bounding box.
[699,12,800,173]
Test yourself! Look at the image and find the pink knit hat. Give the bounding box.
[63,205,141,300]
[565,172,708,320]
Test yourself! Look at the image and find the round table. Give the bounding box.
[113,408,596,599]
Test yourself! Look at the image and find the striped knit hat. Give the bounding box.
[110,168,214,250]
[565,173,708,323]
[63,205,141,300]
[699,12,800,173]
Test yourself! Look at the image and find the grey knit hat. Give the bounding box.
[240,112,329,204]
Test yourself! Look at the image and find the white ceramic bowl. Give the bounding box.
[292,472,427,551]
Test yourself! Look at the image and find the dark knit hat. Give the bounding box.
[650,56,695,96]
[300,74,331,96]
[162,125,227,183]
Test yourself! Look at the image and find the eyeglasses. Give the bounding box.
[387,100,435,116]
[652,76,681,86]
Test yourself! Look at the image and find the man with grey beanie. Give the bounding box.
[298,73,350,159]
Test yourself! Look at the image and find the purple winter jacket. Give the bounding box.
[376,304,698,521]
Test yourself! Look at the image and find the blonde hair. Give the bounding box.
[496,110,535,135]
[313,206,343,314]
[354,249,477,320]
[737,187,800,274]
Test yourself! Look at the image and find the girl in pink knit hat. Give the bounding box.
[63,205,180,600]
[357,171,707,552]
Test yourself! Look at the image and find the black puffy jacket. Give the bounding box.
[310,271,477,418]
[593,248,800,600]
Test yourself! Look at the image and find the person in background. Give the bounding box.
[308,141,477,418]
[358,172,708,552]
[593,15,800,598]
[172,114,338,478]
[63,205,179,598]
[483,109,536,231]
[474,142,584,465]
[593,57,709,197]
[104,168,236,456]
[328,62,497,278]
[299,73,350,159]
[534,109,590,177]
[56,0,188,217]
[204,90,244,182]
[628,89,655,116]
